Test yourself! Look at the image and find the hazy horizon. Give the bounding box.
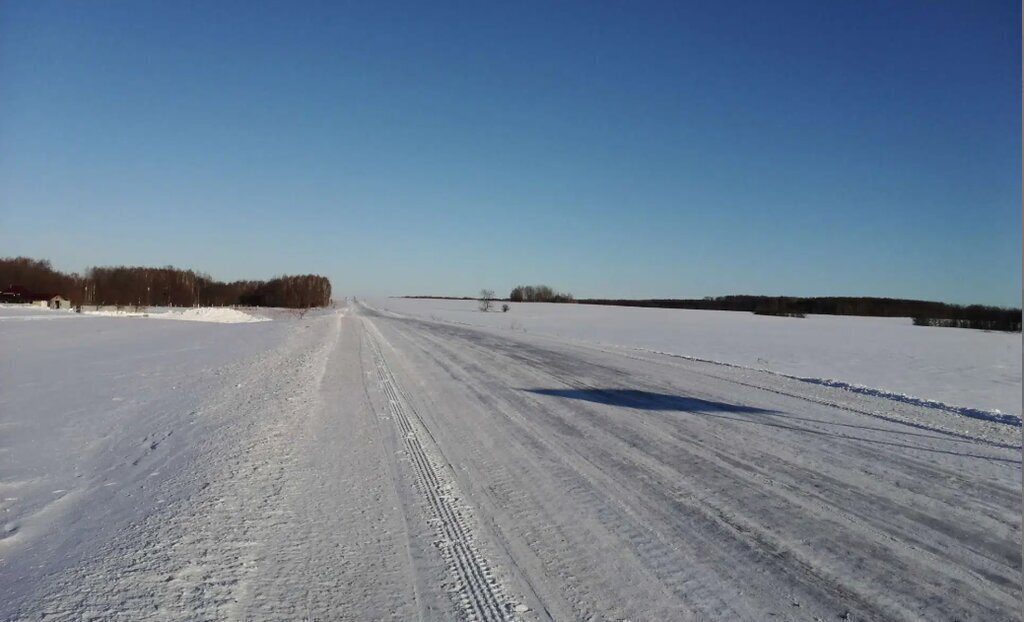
[1,1,1019,307]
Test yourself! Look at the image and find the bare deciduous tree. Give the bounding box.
[479,289,494,312]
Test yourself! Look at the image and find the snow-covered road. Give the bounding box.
[2,304,1020,620]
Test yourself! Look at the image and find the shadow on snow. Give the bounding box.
[523,388,1019,464]
[524,388,775,414]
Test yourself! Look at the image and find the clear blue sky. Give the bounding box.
[1,1,1019,305]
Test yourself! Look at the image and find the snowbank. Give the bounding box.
[82,307,269,323]
[146,307,270,323]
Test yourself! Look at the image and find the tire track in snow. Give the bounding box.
[389,323,748,620]
[363,319,522,622]
[378,315,1021,620]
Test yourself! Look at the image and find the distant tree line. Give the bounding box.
[400,295,477,300]
[1,257,331,308]
[401,285,576,304]
[399,287,1021,332]
[0,257,77,302]
[576,295,1021,332]
[911,314,1022,332]
[509,284,575,303]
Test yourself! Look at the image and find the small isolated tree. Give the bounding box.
[479,289,494,312]
[501,303,510,313]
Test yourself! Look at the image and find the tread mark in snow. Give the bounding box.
[365,323,519,622]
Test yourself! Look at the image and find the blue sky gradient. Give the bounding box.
[1,1,1019,305]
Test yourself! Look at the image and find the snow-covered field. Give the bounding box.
[0,313,301,616]
[1,302,1020,620]
[371,298,1022,417]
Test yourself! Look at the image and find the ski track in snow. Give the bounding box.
[1,303,1020,621]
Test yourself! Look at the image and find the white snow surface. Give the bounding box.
[0,305,269,323]
[1,302,1020,620]
[86,306,270,323]
[371,298,1022,417]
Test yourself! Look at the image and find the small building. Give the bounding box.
[2,286,71,309]
[30,293,67,309]
[48,295,71,309]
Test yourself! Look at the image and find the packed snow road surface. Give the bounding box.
[1,304,1019,621]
